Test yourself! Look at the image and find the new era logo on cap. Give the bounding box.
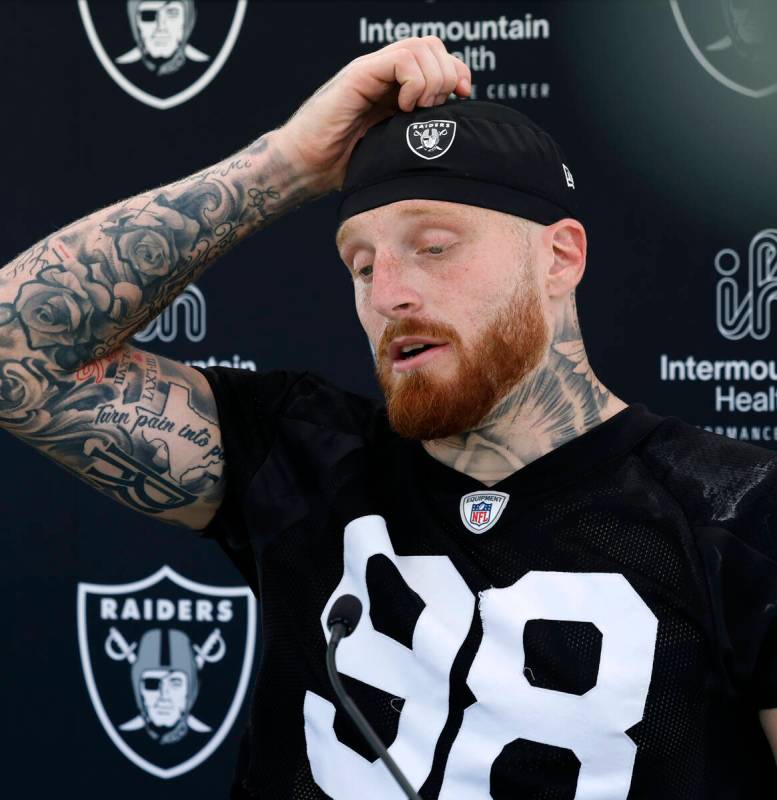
[406,120,457,160]
[562,163,575,189]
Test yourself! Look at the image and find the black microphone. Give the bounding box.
[326,594,422,800]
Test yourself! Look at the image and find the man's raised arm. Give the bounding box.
[0,128,315,527]
[0,38,470,529]
[0,129,314,374]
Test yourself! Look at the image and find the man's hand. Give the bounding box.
[278,37,471,194]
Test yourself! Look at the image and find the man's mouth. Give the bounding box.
[388,337,450,372]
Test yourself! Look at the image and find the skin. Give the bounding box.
[336,199,627,485]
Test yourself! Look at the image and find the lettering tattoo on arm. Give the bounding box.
[0,133,320,523]
[0,348,223,524]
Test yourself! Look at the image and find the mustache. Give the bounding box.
[376,318,461,361]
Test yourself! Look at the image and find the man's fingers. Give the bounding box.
[452,55,472,96]
[371,37,465,108]
[411,41,445,107]
[424,36,461,100]
[391,49,427,111]
[363,48,425,111]
[349,37,470,114]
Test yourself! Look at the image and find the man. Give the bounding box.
[2,37,777,798]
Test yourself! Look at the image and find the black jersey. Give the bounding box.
[198,367,777,799]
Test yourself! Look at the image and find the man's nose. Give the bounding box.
[369,252,422,319]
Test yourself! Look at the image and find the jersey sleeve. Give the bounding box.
[639,420,777,709]
[191,367,305,590]
[694,524,777,710]
[193,366,382,592]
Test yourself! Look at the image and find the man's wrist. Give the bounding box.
[225,129,327,230]
[270,125,339,199]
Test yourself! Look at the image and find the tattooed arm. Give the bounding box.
[0,37,470,529]
[0,131,318,528]
[0,347,226,527]
[0,132,309,373]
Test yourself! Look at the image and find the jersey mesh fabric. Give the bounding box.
[197,367,777,799]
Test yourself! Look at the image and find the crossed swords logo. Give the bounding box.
[414,127,449,153]
[105,625,225,733]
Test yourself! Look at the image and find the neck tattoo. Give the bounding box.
[423,296,626,485]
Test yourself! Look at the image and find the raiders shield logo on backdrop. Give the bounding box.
[406,120,457,160]
[77,565,257,778]
[78,1,248,109]
[670,0,777,99]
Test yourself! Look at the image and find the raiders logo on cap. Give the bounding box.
[406,120,457,160]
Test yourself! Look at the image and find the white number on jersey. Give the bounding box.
[439,571,658,799]
[305,515,659,799]
[304,515,475,798]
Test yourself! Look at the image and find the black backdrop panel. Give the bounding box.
[0,2,775,796]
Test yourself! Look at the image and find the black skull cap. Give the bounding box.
[338,99,578,226]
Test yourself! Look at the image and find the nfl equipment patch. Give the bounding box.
[459,491,510,534]
[406,120,456,160]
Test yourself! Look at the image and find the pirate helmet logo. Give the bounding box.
[406,121,457,160]
[670,0,777,98]
[78,0,248,109]
[105,626,226,744]
[119,1,208,77]
[78,566,257,778]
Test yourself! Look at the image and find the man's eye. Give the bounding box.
[423,245,445,255]
[355,265,373,279]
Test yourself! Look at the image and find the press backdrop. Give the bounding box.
[1,1,776,796]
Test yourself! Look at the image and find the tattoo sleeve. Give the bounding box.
[0,130,311,527]
[0,131,313,371]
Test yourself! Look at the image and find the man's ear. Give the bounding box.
[543,219,587,297]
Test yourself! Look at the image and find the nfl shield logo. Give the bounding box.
[460,491,509,534]
[406,120,457,160]
[470,501,492,526]
[77,565,257,778]
[78,1,248,109]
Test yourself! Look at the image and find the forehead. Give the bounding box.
[142,669,186,678]
[336,199,479,250]
[139,1,181,11]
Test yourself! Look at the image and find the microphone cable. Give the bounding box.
[326,594,422,800]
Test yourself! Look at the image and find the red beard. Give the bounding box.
[375,277,549,440]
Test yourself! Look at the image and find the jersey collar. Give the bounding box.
[406,404,666,503]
